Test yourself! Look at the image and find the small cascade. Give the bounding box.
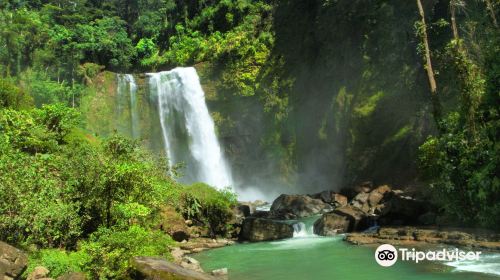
[292,216,318,238]
[147,67,233,189]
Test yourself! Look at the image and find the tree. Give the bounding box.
[416,0,441,127]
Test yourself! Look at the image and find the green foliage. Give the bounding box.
[136,38,158,59]
[176,183,237,236]
[79,225,174,279]
[0,78,32,109]
[26,249,89,279]
[0,105,177,248]
[20,70,76,107]
[419,113,499,228]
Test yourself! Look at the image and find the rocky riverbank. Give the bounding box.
[345,226,500,251]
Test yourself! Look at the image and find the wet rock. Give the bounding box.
[0,241,28,280]
[130,257,218,280]
[313,206,369,235]
[270,194,333,219]
[240,217,294,241]
[211,268,228,277]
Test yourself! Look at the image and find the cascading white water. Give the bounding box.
[117,74,140,139]
[292,222,316,238]
[147,67,233,189]
[292,216,320,238]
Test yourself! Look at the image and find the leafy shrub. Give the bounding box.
[25,249,89,279]
[0,78,32,109]
[176,183,237,236]
[0,106,177,247]
[80,225,174,279]
[419,113,499,228]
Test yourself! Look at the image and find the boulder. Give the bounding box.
[0,241,28,280]
[367,185,391,207]
[130,257,218,280]
[211,268,228,277]
[158,206,190,242]
[313,206,369,235]
[353,181,374,194]
[270,194,333,219]
[350,192,370,212]
[377,194,427,225]
[27,266,50,280]
[332,193,348,207]
[309,191,348,208]
[240,217,294,241]
[180,256,203,273]
[230,204,251,225]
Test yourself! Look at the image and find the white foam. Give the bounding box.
[444,253,500,276]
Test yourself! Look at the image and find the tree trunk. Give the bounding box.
[485,0,498,28]
[450,1,459,40]
[416,0,441,126]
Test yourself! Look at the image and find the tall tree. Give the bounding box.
[416,0,441,126]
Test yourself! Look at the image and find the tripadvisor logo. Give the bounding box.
[375,244,398,267]
[374,244,482,267]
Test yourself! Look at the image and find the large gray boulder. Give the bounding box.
[130,257,218,280]
[313,206,370,235]
[0,241,28,280]
[270,194,333,219]
[240,217,294,241]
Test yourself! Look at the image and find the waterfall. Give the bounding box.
[116,74,140,139]
[292,216,320,238]
[147,67,233,189]
[292,222,315,238]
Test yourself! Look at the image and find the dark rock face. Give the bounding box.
[240,217,294,241]
[313,206,370,236]
[158,206,190,242]
[0,241,28,280]
[270,194,333,219]
[377,195,428,226]
[309,191,348,208]
[130,257,218,280]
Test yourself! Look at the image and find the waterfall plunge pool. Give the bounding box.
[193,218,500,280]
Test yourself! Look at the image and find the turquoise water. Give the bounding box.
[193,235,500,280]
